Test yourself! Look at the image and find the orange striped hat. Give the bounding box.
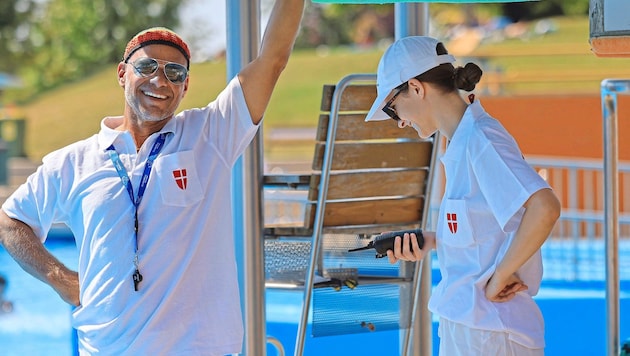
[123,27,190,68]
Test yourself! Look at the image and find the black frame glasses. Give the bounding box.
[129,57,188,85]
[382,83,408,122]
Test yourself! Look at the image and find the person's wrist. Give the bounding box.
[492,264,512,282]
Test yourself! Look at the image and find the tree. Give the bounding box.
[502,0,589,22]
[5,0,183,98]
[296,3,394,48]
[0,0,35,74]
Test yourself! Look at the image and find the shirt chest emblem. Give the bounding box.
[172,169,188,190]
[447,213,458,234]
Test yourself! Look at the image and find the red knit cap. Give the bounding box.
[123,27,190,68]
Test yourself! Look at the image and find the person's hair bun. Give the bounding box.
[454,63,483,92]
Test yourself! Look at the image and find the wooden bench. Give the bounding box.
[262,73,438,354]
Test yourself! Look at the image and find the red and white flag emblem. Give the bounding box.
[172,169,188,190]
[447,213,457,234]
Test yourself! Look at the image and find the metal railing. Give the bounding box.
[530,156,630,282]
[529,156,630,238]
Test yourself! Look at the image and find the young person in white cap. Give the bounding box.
[365,36,561,355]
[0,0,305,354]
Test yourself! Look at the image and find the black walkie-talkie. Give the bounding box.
[348,229,424,258]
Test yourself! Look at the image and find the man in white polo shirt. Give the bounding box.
[0,1,304,354]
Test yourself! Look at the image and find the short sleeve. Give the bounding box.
[2,164,59,240]
[470,128,549,232]
[200,76,260,166]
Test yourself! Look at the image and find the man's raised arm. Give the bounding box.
[237,0,305,124]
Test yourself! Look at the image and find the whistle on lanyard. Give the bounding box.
[348,229,424,258]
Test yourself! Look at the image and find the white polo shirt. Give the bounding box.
[2,76,259,355]
[428,100,550,349]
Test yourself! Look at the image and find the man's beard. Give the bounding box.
[125,85,171,122]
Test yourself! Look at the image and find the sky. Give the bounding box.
[177,0,227,61]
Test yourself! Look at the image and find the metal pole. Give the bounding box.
[394,3,432,356]
[401,131,440,356]
[227,1,266,355]
[394,2,429,40]
[601,79,627,356]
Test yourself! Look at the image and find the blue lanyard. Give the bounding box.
[106,132,167,291]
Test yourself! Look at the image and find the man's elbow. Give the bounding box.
[250,52,291,83]
[0,210,34,246]
[0,210,11,246]
[268,52,291,77]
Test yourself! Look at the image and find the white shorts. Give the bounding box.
[438,318,544,356]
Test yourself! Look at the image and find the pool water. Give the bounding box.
[0,240,77,356]
[1,239,629,356]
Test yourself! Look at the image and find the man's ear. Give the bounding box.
[179,77,189,98]
[117,62,127,88]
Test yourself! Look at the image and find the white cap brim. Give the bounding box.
[365,88,395,122]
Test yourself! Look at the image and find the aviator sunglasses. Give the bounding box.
[128,57,188,85]
[382,82,409,122]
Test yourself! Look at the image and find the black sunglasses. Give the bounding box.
[129,57,188,85]
[382,83,408,122]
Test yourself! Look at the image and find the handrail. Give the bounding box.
[526,155,630,170]
[267,336,285,356]
[294,73,378,356]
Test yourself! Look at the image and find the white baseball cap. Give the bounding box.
[365,36,456,122]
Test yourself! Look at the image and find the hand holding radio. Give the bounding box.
[348,228,424,259]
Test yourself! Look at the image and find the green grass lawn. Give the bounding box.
[9,15,630,161]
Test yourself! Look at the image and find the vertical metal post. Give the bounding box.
[227,1,266,355]
[394,4,432,356]
[601,79,627,356]
[394,2,429,40]
[401,132,441,356]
